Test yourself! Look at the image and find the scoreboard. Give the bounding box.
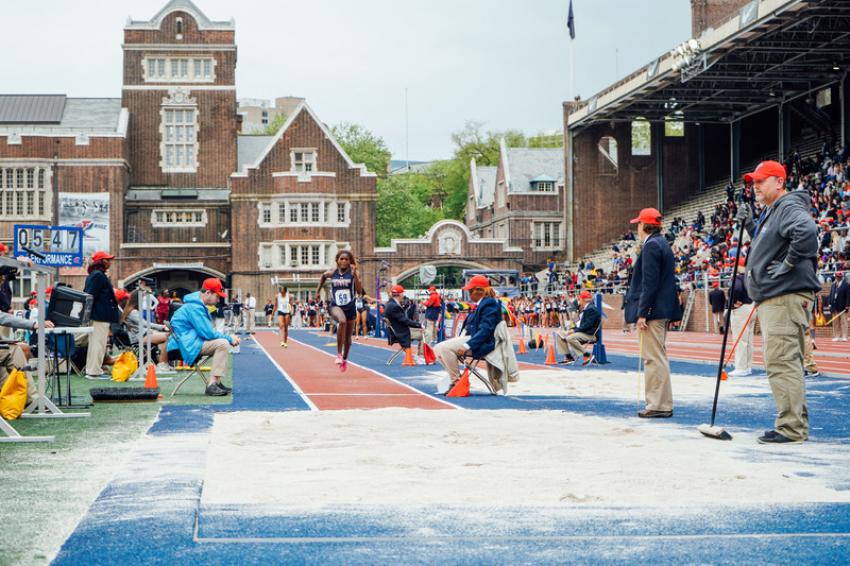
[13,224,85,267]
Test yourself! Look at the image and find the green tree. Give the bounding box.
[375,174,444,247]
[528,132,564,148]
[331,122,392,177]
[260,112,288,136]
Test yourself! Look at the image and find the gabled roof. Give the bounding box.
[503,146,564,193]
[0,98,126,136]
[232,101,377,178]
[126,0,235,31]
[237,135,274,171]
[0,95,66,124]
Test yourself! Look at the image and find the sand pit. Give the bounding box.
[202,409,850,510]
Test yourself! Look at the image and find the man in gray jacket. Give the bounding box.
[0,310,53,403]
[737,160,820,445]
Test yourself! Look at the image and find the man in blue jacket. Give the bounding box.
[433,275,502,388]
[555,290,601,365]
[623,208,681,418]
[167,278,240,396]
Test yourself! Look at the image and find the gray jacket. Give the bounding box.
[745,190,819,303]
[0,311,36,331]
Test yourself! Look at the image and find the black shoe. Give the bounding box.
[804,370,820,378]
[638,409,673,418]
[205,383,228,397]
[216,382,232,392]
[757,432,803,444]
[559,356,576,365]
[763,430,778,438]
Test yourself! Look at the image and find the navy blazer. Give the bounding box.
[461,296,502,359]
[384,298,420,348]
[624,233,682,324]
[575,303,601,336]
[83,269,119,323]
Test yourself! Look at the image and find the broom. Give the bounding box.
[698,206,750,441]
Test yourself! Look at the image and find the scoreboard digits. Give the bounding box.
[13,225,84,267]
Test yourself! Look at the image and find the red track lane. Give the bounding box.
[254,332,453,411]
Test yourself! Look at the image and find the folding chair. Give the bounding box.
[574,326,601,366]
[168,333,213,398]
[382,317,423,365]
[456,353,497,394]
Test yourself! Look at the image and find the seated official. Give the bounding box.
[121,289,173,373]
[433,275,502,387]
[384,285,422,354]
[0,310,53,404]
[166,278,240,397]
[555,291,601,365]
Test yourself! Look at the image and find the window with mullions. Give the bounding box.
[161,107,198,172]
[0,166,50,220]
[293,151,315,173]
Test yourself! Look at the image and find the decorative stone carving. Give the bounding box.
[162,87,196,107]
[437,228,463,255]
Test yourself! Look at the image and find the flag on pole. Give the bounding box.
[567,0,576,39]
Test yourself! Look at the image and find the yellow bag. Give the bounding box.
[0,369,28,420]
[111,351,139,382]
[815,312,827,327]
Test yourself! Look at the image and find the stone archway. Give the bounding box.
[121,263,228,297]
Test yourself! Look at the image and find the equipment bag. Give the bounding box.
[0,369,28,420]
[111,351,139,382]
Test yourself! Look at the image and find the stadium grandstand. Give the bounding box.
[563,0,850,276]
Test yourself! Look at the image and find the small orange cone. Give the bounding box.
[544,334,550,349]
[447,369,470,397]
[402,347,416,366]
[143,363,159,389]
[423,343,436,365]
[536,333,543,349]
[720,369,729,381]
[544,343,557,365]
[517,338,528,355]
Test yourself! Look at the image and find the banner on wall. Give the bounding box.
[58,192,110,258]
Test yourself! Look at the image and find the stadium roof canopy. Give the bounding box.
[568,0,850,130]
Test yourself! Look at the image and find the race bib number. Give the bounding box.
[334,289,352,306]
[356,299,364,309]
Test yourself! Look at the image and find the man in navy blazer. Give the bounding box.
[433,275,502,387]
[623,207,681,418]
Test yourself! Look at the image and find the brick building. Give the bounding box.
[465,139,565,271]
[0,0,377,305]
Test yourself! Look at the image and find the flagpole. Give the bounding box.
[569,39,575,100]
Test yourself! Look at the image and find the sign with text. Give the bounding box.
[13,224,84,267]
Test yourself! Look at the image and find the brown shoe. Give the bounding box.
[638,409,673,418]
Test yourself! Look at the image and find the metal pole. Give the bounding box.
[704,271,710,333]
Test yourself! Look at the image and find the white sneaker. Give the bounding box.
[156,362,176,374]
[728,368,752,377]
[832,337,841,342]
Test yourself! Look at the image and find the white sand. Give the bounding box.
[202,409,850,509]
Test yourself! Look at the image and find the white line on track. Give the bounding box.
[251,337,319,411]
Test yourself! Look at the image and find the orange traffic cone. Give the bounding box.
[536,333,543,349]
[544,343,557,365]
[423,343,436,365]
[402,347,416,366]
[517,338,528,355]
[143,363,159,389]
[447,369,470,397]
[544,334,550,350]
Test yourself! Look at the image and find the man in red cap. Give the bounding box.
[84,250,119,378]
[736,160,820,444]
[384,284,422,357]
[166,278,240,396]
[432,275,503,391]
[554,290,601,365]
[623,207,681,418]
[422,285,442,344]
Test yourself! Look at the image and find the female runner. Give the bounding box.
[316,250,362,372]
[276,286,294,347]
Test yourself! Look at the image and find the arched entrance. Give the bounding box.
[122,263,228,298]
[396,260,488,290]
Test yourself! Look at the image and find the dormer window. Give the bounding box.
[533,181,555,192]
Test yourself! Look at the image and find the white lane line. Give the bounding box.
[251,338,318,412]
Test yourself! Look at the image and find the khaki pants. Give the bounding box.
[639,319,672,412]
[729,304,755,372]
[245,308,256,333]
[199,338,231,380]
[555,331,593,359]
[424,319,438,345]
[433,336,469,380]
[803,331,817,373]
[758,292,813,441]
[833,311,848,340]
[85,320,111,376]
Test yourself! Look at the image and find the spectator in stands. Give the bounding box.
[166,278,240,397]
[423,285,441,344]
[554,290,600,365]
[708,281,726,334]
[738,160,819,444]
[623,208,681,419]
[727,257,755,377]
[433,275,501,389]
[84,251,119,379]
[828,271,849,341]
[384,285,421,356]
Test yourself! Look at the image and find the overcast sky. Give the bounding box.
[0,0,690,160]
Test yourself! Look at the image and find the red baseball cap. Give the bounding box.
[391,284,405,294]
[579,291,592,300]
[712,281,719,288]
[92,251,114,262]
[630,207,663,226]
[114,288,129,301]
[428,285,437,291]
[743,160,786,183]
[0,243,7,254]
[462,274,490,290]
[202,277,227,298]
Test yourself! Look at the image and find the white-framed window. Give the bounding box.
[337,202,347,223]
[533,181,555,192]
[0,166,51,220]
[260,203,272,225]
[259,241,345,270]
[256,199,351,227]
[310,202,320,222]
[151,209,207,227]
[532,222,562,249]
[278,202,286,223]
[160,107,198,173]
[143,57,216,82]
[292,150,316,173]
[289,205,298,223]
